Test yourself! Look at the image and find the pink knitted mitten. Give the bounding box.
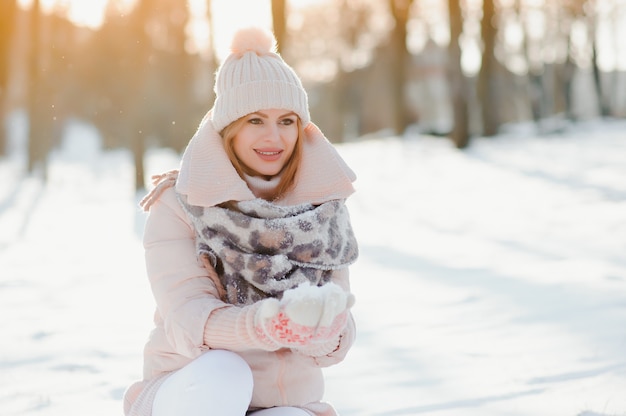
[254,282,354,348]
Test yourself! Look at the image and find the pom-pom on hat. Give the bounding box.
[210,27,310,133]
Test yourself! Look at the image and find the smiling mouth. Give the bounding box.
[255,150,282,156]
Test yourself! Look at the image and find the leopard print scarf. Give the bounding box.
[178,195,359,306]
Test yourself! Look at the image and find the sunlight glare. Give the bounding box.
[17,0,328,57]
[209,0,272,60]
[17,0,132,29]
[66,0,109,28]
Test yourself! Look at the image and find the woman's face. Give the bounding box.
[232,109,299,177]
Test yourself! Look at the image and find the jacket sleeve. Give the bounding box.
[143,187,235,357]
[144,187,277,356]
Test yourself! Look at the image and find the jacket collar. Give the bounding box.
[176,112,356,207]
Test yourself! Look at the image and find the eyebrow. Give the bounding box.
[251,111,297,118]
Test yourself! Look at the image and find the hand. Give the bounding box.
[254,282,354,348]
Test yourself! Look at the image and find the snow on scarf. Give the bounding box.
[178,195,359,306]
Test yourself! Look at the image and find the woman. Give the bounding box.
[124,27,358,416]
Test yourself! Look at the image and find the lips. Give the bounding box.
[255,149,283,161]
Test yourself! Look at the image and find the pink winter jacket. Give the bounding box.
[123,116,358,416]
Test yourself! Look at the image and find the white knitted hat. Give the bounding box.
[210,27,310,133]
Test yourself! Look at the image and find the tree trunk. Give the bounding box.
[133,130,145,192]
[0,0,17,155]
[388,0,413,135]
[563,35,576,120]
[27,0,49,176]
[205,0,217,94]
[447,0,470,148]
[271,0,287,53]
[590,20,610,117]
[166,1,193,153]
[477,0,500,136]
[515,0,540,123]
[126,0,153,190]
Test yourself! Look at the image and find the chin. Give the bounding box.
[250,167,281,177]
[259,166,283,177]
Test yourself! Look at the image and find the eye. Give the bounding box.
[247,117,263,125]
[280,118,296,126]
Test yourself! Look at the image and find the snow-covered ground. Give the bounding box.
[1,114,625,416]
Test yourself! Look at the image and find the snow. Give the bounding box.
[281,282,353,327]
[1,114,625,416]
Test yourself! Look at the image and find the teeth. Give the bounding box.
[257,151,280,155]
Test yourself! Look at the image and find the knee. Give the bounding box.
[153,350,254,416]
[192,350,253,390]
[188,350,254,407]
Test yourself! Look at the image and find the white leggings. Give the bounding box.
[152,350,310,416]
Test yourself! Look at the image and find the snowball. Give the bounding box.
[282,282,351,327]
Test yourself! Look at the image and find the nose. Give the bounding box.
[263,123,281,142]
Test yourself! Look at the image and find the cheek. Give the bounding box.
[284,129,299,151]
[232,132,252,157]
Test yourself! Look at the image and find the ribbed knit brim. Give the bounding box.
[211,79,309,133]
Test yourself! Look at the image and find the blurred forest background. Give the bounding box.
[0,0,625,189]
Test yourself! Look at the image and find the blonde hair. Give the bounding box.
[221,117,303,201]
